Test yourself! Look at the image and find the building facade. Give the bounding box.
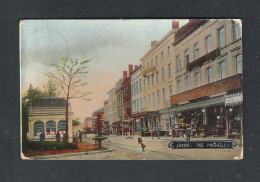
[27,97,73,142]
[139,20,179,136]
[160,19,242,138]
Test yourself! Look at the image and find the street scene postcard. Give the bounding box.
[20,19,243,160]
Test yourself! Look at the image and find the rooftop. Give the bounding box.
[31,97,66,107]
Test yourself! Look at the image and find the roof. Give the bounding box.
[31,97,66,107]
[93,107,104,114]
[172,19,208,46]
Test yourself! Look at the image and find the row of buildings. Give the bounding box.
[93,19,243,138]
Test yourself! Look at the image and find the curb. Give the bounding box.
[30,148,115,160]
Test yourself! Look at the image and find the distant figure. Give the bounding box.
[138,137,143,145]
[151,130,154,140]
[157,130,160,140]
[185,129,191,141]
[40,132,45,142]
[141,142,146,152]
[79,130,82,143]
[56,131,61,142]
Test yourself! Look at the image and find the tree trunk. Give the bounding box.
[65,96,69,142]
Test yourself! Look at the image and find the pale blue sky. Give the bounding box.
[21,19,188,121]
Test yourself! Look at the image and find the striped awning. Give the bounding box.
[159,96,225,114]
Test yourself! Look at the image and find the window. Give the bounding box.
[140,97,143,111]
[194,43,199,60]
[176,55,181,71]
[144,96,147,108]
[161,51,164,61]
[143,79,146,90]
[163,88,166,102]
[133,83,136,94]
[219,61,226,79]
[148,94,151,108]
[153,92,155,106]
[207,67,213,83]
[186,76,191,90]
[177,80,182,93]
[168,63,172,78]
[205,35,212,53]
[195,72,200,87]
[184,50,189,66]
[139,79,142,91]
[143,66,145,71]
[233,21,242,41]
[169,85,173,97]
[162,68,165,81]
[148,76,150,88]
[156,71,159,83]
[58,120,66,132]
[152,74,154,85]
[34,121,44,136]
[46,120,56,132]
[155,56,158,64]
[235,54,242,74]
[137,99,139,111]
[157,90,160,105]
[147,63,150,68]
[168,46,171,56]
[131,85,133,95]
[151,59,154,67]
[218,26,225,48]
[136,81,138,93]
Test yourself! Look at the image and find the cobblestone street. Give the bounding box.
[47,134,243,160]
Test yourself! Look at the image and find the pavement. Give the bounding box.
[46,134,243,160]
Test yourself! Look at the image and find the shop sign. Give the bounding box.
[225,93,243,106]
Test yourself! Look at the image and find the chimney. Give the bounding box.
[128,64,133,75]
[123,71,127,81]
[172,20,179,29]
[134,65,139,70]
[151,41,159,48]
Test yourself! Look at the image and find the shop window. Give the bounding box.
[46,120,56,132]
[219,61,226,80]
[195,72,200,87]
[184,49,189,66]
[218,26,225,48]
[186,76,191,90]
[194,43,199,60]
[34,121,44,136]
[235,54,243,74]
[58,120,66,131]
[207,67,213,83]
[205,35,212,53]
[233,20,242,41]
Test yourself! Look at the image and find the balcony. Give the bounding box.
[171,74,243,105]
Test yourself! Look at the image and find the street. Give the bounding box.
[47,134,243,160]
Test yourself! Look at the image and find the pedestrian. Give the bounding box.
[151,130,154,140]
[79,130,82,143]
[185,129,191,141]
[141,142,146,152]
[138,137,143,145]
[157,130,160,140]
[56,131,61,142]
[40,132,45,142]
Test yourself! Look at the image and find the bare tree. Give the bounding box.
[45,57,92,142]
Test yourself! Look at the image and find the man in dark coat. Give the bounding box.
[40,132,45,142]
[56,131,61,142]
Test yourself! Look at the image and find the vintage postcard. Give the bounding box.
[20,19,243,160]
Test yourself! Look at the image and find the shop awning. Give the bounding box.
[159,96,225,114]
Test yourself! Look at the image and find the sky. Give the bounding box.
[20,19,188,122]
